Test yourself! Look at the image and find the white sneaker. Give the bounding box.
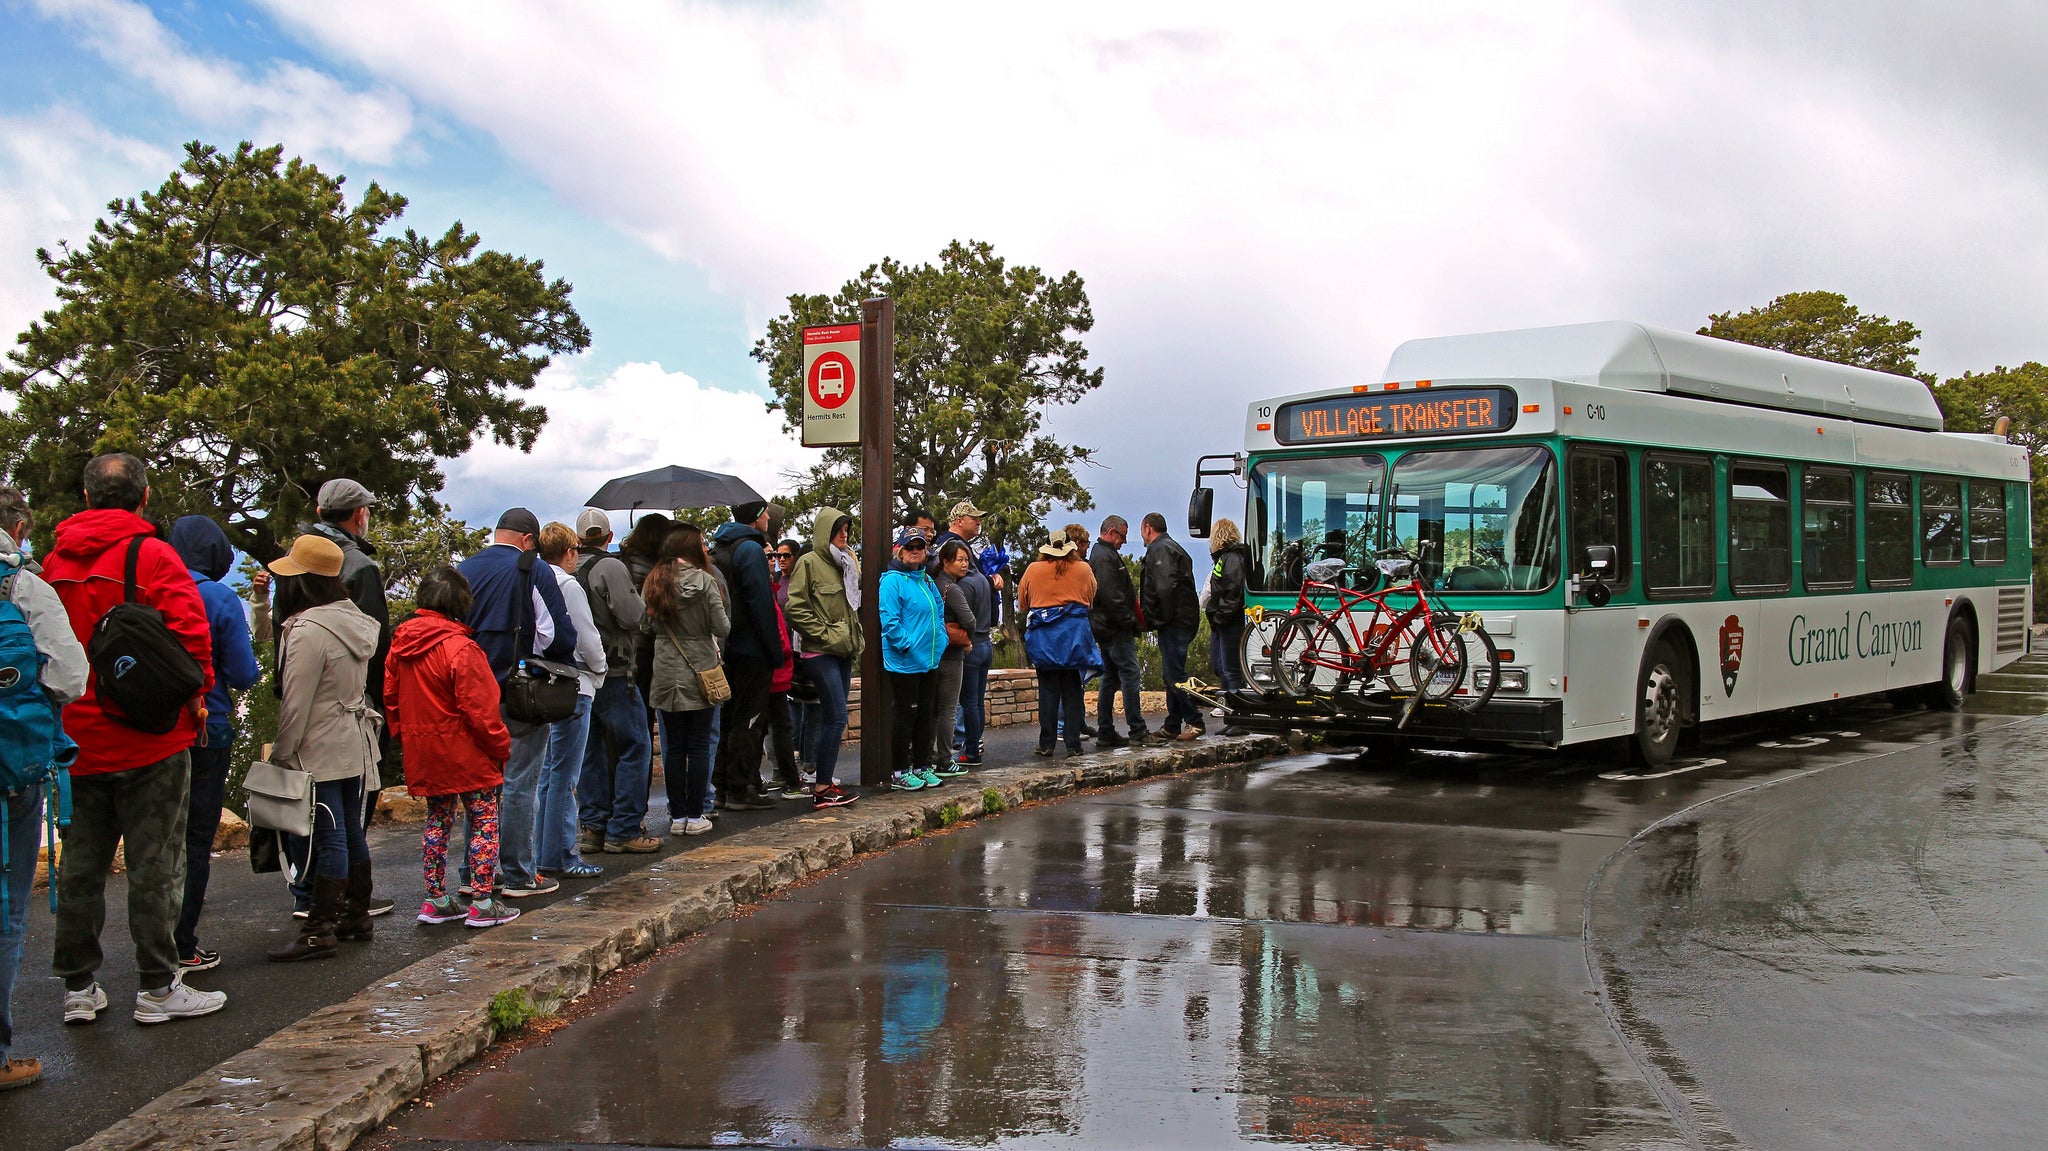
[63,982,107,1025]
[680,817,713,836]
[1211,707,1226,718]
[133,974,226,1024]
[670,818,690,835]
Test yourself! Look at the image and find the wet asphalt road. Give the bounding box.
[386,698,2035,1150]
[1,715,1104,1151]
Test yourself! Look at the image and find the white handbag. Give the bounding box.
[243,759,315,838]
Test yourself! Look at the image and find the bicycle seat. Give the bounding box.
[1375,557,1415,579]
[1304,557,1347,584]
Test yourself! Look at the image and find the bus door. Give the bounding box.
[1562,448,1638,738]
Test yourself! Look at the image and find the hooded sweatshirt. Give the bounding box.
[273,599,384,783]
[784,508,863,660]
[169,516,262,743]
[710,520,780,663]
[385,609,510,795]
[42,507,214,774]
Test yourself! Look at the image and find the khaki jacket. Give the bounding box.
[274,600,385,785]
[641,563,731,712]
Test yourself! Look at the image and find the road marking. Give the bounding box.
[1600,757,1727,781]
[1757,731,1859,749]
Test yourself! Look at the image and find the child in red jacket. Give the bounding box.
[384,567,518,928]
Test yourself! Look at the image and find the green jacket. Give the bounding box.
[785,507,863,660]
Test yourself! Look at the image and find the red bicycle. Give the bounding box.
[1259,543,1499,716]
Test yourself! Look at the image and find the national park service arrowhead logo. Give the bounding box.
[1719,614,1744,697]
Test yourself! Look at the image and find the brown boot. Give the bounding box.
[268,874,343,962]
[335,861,375,942]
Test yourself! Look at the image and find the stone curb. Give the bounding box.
[70,733,1289,1151]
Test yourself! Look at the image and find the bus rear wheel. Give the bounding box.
[1630,642,1688,768]
[1927,615,1974,711]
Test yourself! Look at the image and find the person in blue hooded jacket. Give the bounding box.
[167,515,263,973]
[708,500,782,810]
[878,530,946,792]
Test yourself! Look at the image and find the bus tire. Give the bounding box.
[1630,641,1687,768]
[1927,614,1974,711]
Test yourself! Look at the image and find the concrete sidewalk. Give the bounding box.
[15,712,1279,1151]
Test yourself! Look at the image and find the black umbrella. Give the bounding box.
[585,465,764,516]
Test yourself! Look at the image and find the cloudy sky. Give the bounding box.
[3,1,2045,537]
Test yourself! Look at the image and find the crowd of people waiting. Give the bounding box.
[0,452,1254,1093]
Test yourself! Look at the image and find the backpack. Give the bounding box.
[0,558,76,919]
[86,536,207,735]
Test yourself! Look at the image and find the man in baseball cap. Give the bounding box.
[566,508,657,854]
[296,477,395,919]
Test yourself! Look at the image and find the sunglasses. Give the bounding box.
[901,541,928,551]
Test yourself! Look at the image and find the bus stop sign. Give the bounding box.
[802,324,861,446]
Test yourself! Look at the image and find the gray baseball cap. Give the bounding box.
[316,478,376,512]
[575,508,612,540]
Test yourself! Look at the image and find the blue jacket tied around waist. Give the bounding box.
[1025,603,1101,673]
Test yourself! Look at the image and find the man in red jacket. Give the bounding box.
[40,453,224,1025]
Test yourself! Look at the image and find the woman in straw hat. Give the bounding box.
[1015,531,1098,757]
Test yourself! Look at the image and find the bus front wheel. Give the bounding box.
[1630,642,1687,768]
[1928,615,1974,711]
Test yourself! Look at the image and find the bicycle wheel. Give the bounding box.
[1405,613,1470,703]
[1275,613,1355,697]
[1433,612,1499,712]
[1240,611,1290,693]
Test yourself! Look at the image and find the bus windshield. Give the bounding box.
[1248,453,1388,590]
[1388,444,1559,591]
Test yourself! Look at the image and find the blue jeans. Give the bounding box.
[1096,633,1147,736]
[312,775,371,880]
[660,709,716,824]
[1037,668,1086,752]
[804,654,851,788]
[1210,621,1247,693]
[1,785,42,1064]
[469,725,549,890]
[1157,626,1203,733]
[537,694,594,872]
[703,704,722,816]
[789,696,817,771]
[956,640,992,756]
[176,743,231,958]
[579,678,652,842]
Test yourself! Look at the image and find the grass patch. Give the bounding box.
[981,787,1007,814]
[488,988,543,1034]
[936,801,963,828]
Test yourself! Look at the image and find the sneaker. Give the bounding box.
[63,983,107,1025]
[133,974,226,1024]
[1033,745,1053,757]
[914,767,944,788]
[797,770,817,786]
[813,786,858,809]
[605,835,661,853]
[890,770,926,791]
[1211,707,1226,718]
[934,760,969,777]
[679,817,713,835]
[954,752,983,768]
[0,1056,41,1092]
[178,948,221,973]
[556,862,604,878]
[575,826,605,856]
[779,783,811,800]
[500,875,561,899]
[365,895,395,918]
[1175,728,1204,741]
[291,906,310,920]
[1096,732,1130,750]
[670,818,691,835]
[732,791,778,811]
[417,896,467,924]
[465,899,521,929]
[1222,725,1249,737]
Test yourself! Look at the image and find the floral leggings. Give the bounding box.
[423,787,501,900]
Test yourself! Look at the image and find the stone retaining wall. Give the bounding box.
[843,667,1037,742]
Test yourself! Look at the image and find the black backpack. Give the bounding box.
[87,536,207,734]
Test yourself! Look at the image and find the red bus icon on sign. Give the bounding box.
[807,351,855,410]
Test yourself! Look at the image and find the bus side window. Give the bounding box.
[1644,453,1715,596]
[1568,448,1631,588]
[1923,477,1963,566]
[1802,468,1855,590]
[1970,480,2008,565]
[1729,461,1791,594]
[1865,472,1913,586]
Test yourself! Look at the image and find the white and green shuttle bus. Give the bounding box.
[1192,321,2032,765]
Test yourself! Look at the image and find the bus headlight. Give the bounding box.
[1473,666,1528,693]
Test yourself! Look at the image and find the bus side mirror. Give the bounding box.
[1579,544,1615,607]
[1188,487,1214,537]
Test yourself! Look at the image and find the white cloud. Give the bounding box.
[439,359,811,529]
[0,109,174,371]
[32,0,412,164]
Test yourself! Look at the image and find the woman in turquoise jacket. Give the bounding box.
[878,529,946,791]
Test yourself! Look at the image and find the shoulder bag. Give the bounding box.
[501,551,580,725]
[243,757,314,838]
[661,620,731,705]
